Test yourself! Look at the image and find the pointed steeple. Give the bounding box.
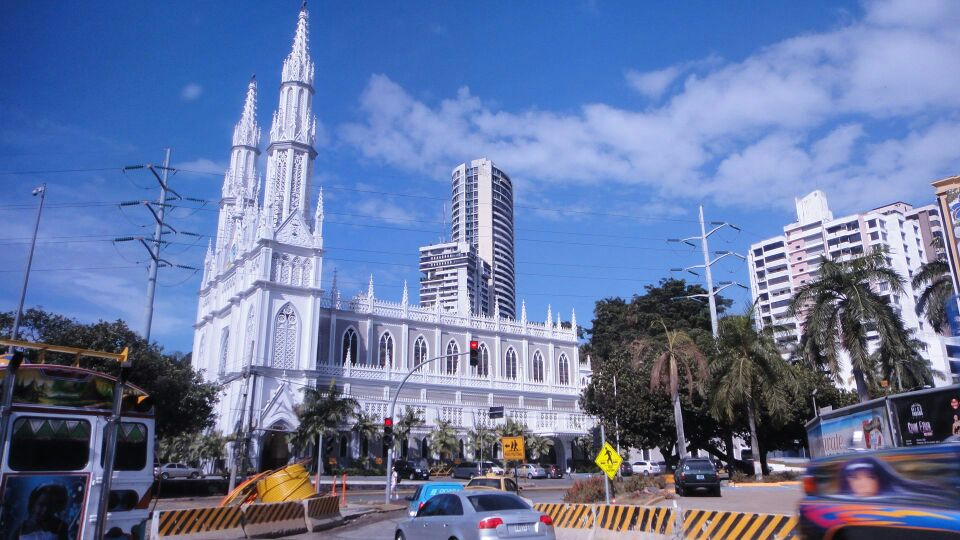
[494,297,501,319]
[571,308,577,330]
[556,312,562,330]
[232,75,260,149]
[546,304,553,328]
[367,274,375,299]
[401,280,409,306]
[520,300,527,325]
[282,3,314,86]
[313,187,324,239]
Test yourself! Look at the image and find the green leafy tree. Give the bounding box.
[430,419,459,461]
[632,319,708,459]
[394,406,424,457]
[790,251,930,401]
[870,330,940,392]
[912,259,955,333]
[0,308,220,439]
[293,380,358,472]
[495,417,530,438]
[711,313,795,480]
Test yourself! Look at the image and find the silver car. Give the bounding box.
[395,491,555,540]
[154,462,203,480]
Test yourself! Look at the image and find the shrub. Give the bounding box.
[620,474,655,493]
[730,470,750,483]
[564,476,614,503]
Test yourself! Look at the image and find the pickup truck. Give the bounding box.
[798,442,960,539]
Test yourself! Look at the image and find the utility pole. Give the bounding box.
[600,423,611,504]
[0,184,45,467]
[669,204,747,337]
[116,150,201,343]
[7,184,46,351]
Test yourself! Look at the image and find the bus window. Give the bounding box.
[101,422,148,470]
[9,417,91,471]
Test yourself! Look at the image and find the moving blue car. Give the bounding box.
[406,481,464,517]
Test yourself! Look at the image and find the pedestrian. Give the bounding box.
[390,469,398,500]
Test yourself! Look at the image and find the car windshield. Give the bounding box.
[684,461,714,472]
[468,494,530,512]
[468,479,501,488]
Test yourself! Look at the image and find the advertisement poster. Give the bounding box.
[0,473,89,540]
[891,386,960,446]
[812,407,891,457]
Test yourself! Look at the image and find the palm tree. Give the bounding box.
[495,418,530,439]
[468,422,497,462]
[790,251,923,402]
[525,434,554,463]
[711,313,795,481]
[430,420,459,461]
[293,380,358,472]
[353,411,379,464]
[630,319,707,459]
[912,259,955,333]
[394,406,425,458]
[871,330,940,391]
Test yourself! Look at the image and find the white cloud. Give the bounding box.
[181,83,203,102]
[339,0,960,214]
[176,157,225,175]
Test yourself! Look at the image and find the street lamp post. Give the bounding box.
[384,350,472,504]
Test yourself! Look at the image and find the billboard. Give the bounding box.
[809,406,892,457]
[890,386,960,446]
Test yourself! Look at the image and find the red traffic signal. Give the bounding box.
[469,340,480,367]
[384,417,393,428]
[470,340,479,350]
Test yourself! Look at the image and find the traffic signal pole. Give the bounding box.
[383,343,478,504]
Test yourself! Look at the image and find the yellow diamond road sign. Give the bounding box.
[594,442,622,480]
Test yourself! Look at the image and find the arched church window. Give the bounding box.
[272,304,298,370]
[558,353,570,385]
[413,336,428,372]
[532,351,544,383]
[378,332,394,368]
[504,348,517,380]
[474,343,489,378]
[218,329,230,376]
[342,328,358,365]
[445,340,459,375]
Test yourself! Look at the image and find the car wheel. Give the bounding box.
[527,473,533,479]
[409,473,416,481]
[395,532,405,540]
[161,472,170,480]
[713,487,722,497]
[190,472,200,479]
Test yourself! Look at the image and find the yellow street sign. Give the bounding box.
[501,436,525,461]
[594,442,622,480]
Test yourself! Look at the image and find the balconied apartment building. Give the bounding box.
[748,191,950,385]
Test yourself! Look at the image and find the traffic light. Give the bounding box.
[383,417,394,447]
[469,340,479,367]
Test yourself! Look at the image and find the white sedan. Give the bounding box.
[517,464,547,479]
[631,460,660,475]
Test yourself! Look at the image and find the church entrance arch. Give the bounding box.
[260,422,292,471]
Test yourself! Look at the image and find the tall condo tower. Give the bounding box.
[450,158,516,319]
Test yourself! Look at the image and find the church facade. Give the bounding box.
[191,5,593,472]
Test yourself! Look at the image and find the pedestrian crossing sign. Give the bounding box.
[594,442,622,480]
[501,436,525,461]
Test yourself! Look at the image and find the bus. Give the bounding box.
[0,363,155,539]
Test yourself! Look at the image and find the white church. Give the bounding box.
[190,5,594,472]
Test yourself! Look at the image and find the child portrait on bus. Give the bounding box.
[835,455,952,506]
[14,483,69,540]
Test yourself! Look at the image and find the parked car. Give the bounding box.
[799,443,960,539]
[518,464,547,479]
[480,461,506,475]
[546,464,564,479]
[396,491,556,540]
[452,461,481,479]
[405,481,463,517]
[631,460,660,475]
[394,459,430,481]
[674,458,721,497]
[154,463,203,480]
[465,474,521,495]
[619,462,633,477]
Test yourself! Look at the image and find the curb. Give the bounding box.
[728,480,800,487]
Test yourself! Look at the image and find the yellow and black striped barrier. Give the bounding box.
[241,500,307,537]
[682,509,797,540]
[303,495,341,531]
[151,505,244,540]
[534,503,675,534]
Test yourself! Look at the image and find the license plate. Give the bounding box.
[696,474,704,480]
[510,524,531,534]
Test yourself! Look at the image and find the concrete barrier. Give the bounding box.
[535,503,675,535]
[241,500,307,538]
[302,495,341,531]
[681,509,797,540]
[150,505,244,540]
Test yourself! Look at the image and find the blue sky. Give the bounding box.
[1,0,958,352]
